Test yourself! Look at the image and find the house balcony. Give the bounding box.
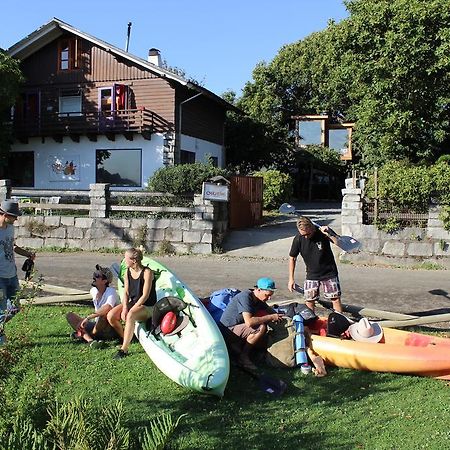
[12,109,172,143]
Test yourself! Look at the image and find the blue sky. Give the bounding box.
[1,0,348,96]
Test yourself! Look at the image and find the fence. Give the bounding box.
[0,180,228,254]
[341,182,450,262]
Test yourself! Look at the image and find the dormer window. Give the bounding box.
[58,38,81,71]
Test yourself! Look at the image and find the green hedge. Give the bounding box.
[252,169,293,210]
[147,163,228,195]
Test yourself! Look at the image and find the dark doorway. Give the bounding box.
[8,151,35,187]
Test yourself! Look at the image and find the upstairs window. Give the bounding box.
[58,38,81,71]
[59,89,82,116]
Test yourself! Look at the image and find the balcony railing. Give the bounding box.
[13,109,172,138]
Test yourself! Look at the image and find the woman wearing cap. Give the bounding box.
[66,265,118,348]
[220,277,283,370]
[0,200,35,344]
[108,248,156,359]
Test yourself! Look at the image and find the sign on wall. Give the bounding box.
[202,182,229,202]
[48,155,80,182]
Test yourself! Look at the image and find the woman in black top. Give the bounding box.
[108,247,156,359]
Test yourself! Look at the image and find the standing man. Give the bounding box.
[220,277,283,370]
[0,200,35,344]
[288,216,343,313]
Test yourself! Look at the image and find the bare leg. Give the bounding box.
[107,305,124,339]
[65,312,93,343]
[239,324,267,369]
[120,306,151,353]
[331,297,343,313]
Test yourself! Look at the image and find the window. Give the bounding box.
[59,89,82,116]
[209,156,218,167]
[298,121,322,146]
[96,149,142,187]
[329,128,349,155]
[58,38,81,71]
[180,150,195,164]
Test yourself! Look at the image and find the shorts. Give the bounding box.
[228,323,264,339]
[85,318,118,340]
[304,277,341,302]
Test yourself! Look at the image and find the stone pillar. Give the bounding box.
[341,187,363,236]
[0,179,11,202]
[89,183,110,218]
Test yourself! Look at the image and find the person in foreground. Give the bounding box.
[66,265,118,348]
[220,277,283,370]
[108,248,156,359]
[0,200,35,344]
[288,216,343,313]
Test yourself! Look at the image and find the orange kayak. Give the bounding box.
[309,318,450,380]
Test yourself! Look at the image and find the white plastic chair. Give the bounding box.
[35,197,50,215]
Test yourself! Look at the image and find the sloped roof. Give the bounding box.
[7,17,237,111]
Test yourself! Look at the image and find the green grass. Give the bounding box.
[2,305,450,449]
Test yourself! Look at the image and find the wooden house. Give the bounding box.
[6,18,234,190]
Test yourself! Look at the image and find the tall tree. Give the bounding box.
[0,50,23,167]
[237,0,450,168]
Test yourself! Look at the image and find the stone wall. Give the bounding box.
[341,186,450,264]
[1,180,228,255]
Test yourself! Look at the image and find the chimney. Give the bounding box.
[148,48,162,66]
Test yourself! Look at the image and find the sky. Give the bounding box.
[1,0,348,97]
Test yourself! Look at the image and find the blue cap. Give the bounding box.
[256,277,276,291]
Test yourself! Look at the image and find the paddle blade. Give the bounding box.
[110,262,121,278]
[258,373,288,396]
[279,203,297,214]
[337,236,361,253]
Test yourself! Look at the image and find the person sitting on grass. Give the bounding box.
[219,277,284,370]
[66,265,118,349]
[107,248,156,359]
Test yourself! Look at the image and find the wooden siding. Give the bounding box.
[177,89,225,145]
[15,31,228,145]
[18,34,176,125]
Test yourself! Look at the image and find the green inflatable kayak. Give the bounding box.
[117,257,229,397]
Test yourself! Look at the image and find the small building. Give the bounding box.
[6,18,235,190]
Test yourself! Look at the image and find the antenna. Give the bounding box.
[125,22,132,52]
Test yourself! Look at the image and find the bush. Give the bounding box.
[252,169,293,210]
[147,162,228,195]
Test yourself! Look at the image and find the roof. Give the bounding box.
[7,17,238,112]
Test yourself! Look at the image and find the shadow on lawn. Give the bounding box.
[128,364,413,450]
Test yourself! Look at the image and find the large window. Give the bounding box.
[329,128,349,155]
[96,149,142,187]
[298,121,322,146]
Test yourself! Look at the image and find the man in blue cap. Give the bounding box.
[220,277,283,370]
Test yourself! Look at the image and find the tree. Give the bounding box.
[0,50,23,168]
[237,0,450,168]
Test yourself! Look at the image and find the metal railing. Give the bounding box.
[363,200,429,227]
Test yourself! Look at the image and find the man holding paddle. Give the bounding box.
[288,216,343,313]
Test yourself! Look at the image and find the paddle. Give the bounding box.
[234,362,288,396]
[279,203,361,253]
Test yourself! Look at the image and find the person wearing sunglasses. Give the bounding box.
[0,200,35,345]
[66,265,118,348]
[108,247,156,359]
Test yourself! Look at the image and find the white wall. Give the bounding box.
[11,134,165,190]
[180,135,224,167]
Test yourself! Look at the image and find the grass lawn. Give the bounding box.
[1,305,450,449]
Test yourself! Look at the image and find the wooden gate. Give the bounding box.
[229,175,263,229]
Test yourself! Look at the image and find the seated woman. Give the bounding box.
[66,265,118,348]
[107,248,156,359]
